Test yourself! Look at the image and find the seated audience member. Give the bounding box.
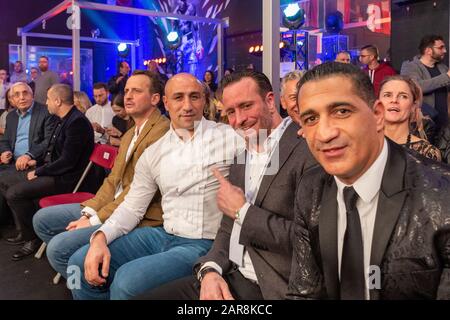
[74,91,92,114]
[108,61,130,103]
[147,60,169,85]
[380,75,441,161]
[287,62,450,300]
[436,126,450,164]
[280,70,303,125]
[0,83,55,231]
[28,67,39,94]
[0,89,15,136]
[0,68,11,112]
[10,61,27,84]
[203,70,218,94]
[67,73,242,300]
[85,83,114,144]
[335,51,351,64]
[0,84,94,260]
[138,71,316,300]
[106,94,134,146]
[0,82,55,172]
[33,70,169,279]
[224,68,234,77]
[202,83,218,122]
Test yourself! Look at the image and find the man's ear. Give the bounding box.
[372,99,385,132]
[265,92,277,114]
[151,93,161,107]
[162,95,169,111]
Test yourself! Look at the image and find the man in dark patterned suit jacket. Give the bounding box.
[287,62,450,300]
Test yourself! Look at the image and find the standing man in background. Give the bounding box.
[34,56,59,105]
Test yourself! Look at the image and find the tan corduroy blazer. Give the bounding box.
[82,108,170,227]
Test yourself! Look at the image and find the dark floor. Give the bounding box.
[0,225,72,300]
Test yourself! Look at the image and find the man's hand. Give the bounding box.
[200,272,234,300]
[212,168,245,219]
[15,154,31,171]
[92,122,106,135]
[27,159,37,168]
[106,126,122,138]
[84,232,110,286]
[0,151,12,164]
[27,170,37,180]
[66,216,91,231]
[116,76,124,84]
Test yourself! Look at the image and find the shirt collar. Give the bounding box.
[249,116,292,155]
[135,119,148,137]
[335,138,388,204]
[169,116,209,143]
[16,102,34,118]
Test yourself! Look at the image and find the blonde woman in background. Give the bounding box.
[74,91,92,113]
[379,75,441,161]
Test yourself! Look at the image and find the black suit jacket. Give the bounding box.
[196,122,317,299]
[0,102,56,164]
[287,140,450,300]
[35,107,94,191]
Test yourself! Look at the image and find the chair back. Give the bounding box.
[90,143,119,169]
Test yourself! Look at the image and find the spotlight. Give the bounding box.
[249,46,255,53]
[255,46,260,53]
[167,31,181,49]
[162,58,167,63]
[117,43,128,52]
[282,3,305,30]
[144,60,148,66]
[260,45,263,52]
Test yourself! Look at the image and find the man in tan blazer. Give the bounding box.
[32,70,169,278]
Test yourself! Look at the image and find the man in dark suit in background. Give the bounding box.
[0,82,55,236]
[140,71,315,300]
[0,84,94,261]
[287,62,450,300]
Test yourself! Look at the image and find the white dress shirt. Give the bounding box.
[85,102,114,143]
[82,120,148,226]
[335,138,388,300]
[201,117,292,282]
[94,118,245,244]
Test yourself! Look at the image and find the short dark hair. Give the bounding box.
[39,56,49,61]
[112,94,124,108]
[360,44,379,58]
[93,82,109,91]
[419,34,445,55]
[218,70,273,101]
[119,61,129,69]
[297,62,376,108]
[131,70,164,97]
[50,84,74,105]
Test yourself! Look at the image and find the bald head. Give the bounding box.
[164,73,203,96]
[163,73,206,134]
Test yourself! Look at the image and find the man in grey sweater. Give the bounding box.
[34,56,59,105]
[401,34,450,132]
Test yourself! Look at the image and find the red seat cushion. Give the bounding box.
[39,192,95,208]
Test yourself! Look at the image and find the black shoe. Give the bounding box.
[12,239,42,261]
[5,232,25,245]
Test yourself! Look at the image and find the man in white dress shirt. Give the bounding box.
[85,83,114,144]
[68,73,243,300]
[138,71,316,300]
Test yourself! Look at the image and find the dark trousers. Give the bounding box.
[0,169,58,241]
[137,270,264,300]
[0,165,16,227]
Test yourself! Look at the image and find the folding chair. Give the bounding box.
[34,143,119,284]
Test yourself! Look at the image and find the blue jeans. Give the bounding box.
[68,226,213,300]
[32,203,100,278]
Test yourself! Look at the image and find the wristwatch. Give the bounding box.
[81,211,92,219]
[197,266,220,282]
